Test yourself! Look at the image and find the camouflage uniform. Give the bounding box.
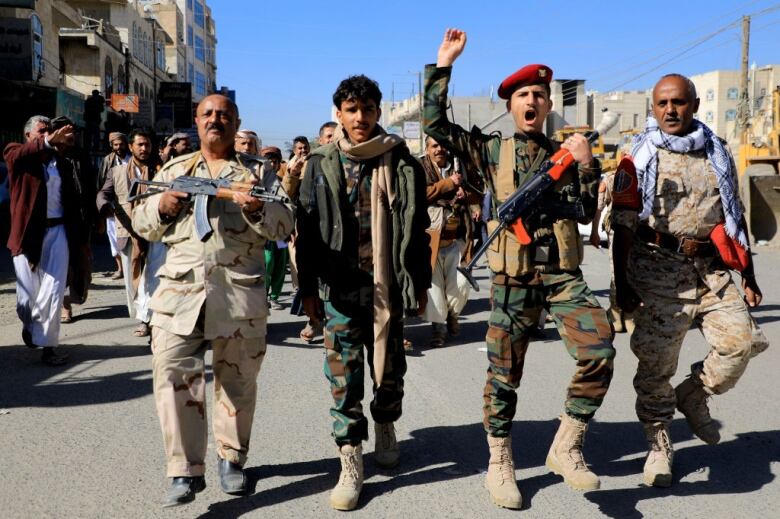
[424,64,614,436]
[296,142,430,446]
[132,151,294,477]
[612,147,768,425]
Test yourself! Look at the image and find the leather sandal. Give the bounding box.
[299,325,315,343]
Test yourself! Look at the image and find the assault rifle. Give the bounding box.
[457,111,619,291]
[128,176,290,241]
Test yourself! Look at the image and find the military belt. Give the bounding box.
[637,225,716,258]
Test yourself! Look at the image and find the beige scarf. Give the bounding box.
[334,124,404,386]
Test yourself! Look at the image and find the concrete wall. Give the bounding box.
[589,90,651,146]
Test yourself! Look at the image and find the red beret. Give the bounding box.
[498,64,553,99]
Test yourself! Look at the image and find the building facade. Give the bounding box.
[588,90,652,146]
[0,0,219,147]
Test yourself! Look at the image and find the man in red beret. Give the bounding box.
[424,28,614,509]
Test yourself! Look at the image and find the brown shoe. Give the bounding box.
[446,313,460,337]
[675,376,720,445]
[60,306,73,324]
[429,323,446,348]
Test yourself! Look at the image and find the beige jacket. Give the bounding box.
[132,151,295,339]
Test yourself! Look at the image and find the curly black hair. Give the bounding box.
[332,75,382,108]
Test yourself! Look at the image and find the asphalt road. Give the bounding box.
[0,244,778,519]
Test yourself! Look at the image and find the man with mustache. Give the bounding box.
[296,75,431,510]
[425,29,614,509]
[96,128,164,338]
[132,94,294,507]
[612,74,768,487]
[420,135,476,347]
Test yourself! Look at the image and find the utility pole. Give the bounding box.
[738,15,750,139]
[418,69,423,153]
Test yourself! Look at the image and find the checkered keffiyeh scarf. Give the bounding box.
[631,116,748,248]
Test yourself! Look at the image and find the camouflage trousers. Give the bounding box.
[484,270,615,437]
[151,320,266,477]
[631,278,767,425]
[323,283,406,446]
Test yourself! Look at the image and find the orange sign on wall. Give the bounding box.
[111,94,140,113]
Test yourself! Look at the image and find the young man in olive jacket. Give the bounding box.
[296,75,431,511]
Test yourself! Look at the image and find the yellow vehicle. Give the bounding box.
[738,87,780,245]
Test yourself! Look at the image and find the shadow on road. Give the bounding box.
[584,427,780,518]
[193,418,779,517]
[0,343,153,408]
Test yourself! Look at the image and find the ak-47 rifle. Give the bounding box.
[128,176,290,241]
[457,111,619,291]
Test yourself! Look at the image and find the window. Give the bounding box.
[194,1,205,28]
[705,111,714,122]
[132,22,139,58]
[31,13,43,79]
[145,33,152,68]
[632,113,638,128]
[104,56,114,96]
[188,61,194,82]
[117,65,125,94]
[727,88,738,100]
[133,79,139,95]
[706,89,714,101]
[187,24,193,45]
[187,0,193,10]
[194,35,205,62]
[725,109,737,121]
[195,70,206,96]
[156,41,165,70]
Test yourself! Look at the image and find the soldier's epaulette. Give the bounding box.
[161,151,199,172]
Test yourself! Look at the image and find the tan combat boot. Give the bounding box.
[330,444,363,511]
[545,414,600,490]
[485,435,522,509]
[374,422,400,468]
[675,376,720,445]
[643,422,674,487]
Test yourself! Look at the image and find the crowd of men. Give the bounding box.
[0,27,770,513]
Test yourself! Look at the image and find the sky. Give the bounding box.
[211,0,780,149]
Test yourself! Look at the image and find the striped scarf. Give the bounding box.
[632,116,747,248]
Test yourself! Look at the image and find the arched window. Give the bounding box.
[725,109,737,121]
[706,89,714,101]
[133,79,138,95]
[104,56,114,96]
[117,65,125,94]
[727,87,739,100]
[31,13,43,79]
[705,111,714,122]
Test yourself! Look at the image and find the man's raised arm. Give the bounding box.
[424,29,491,162]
